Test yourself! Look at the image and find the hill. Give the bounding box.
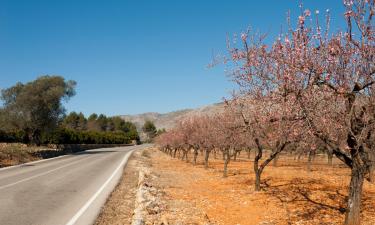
[119,103,225,131]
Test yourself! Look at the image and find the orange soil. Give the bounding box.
[150,149,375,225]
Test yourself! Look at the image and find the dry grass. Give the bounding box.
[0,143,43,167]
[149,148,375,225]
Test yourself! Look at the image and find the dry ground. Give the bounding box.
[96,147,375,225]
[95,150,146,225]
[149,148,375,225]
[0,143,48,167]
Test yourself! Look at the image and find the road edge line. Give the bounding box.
[0,154,70,172]
[65,148,136,225]
[0,146,132,172]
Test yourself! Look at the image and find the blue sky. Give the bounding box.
[0,0,346,116]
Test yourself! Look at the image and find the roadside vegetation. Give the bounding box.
[156,1,375,225]
[0,76,139,145]
[0,76,139,167]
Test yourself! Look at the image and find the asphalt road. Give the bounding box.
[0,144,148,225]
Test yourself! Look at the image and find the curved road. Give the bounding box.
[0,145,148,225]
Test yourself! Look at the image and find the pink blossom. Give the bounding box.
[344,0,354,6]
[241,33,247,41]
[284,36,290,44]
[304,9,311,17]
[344,10,353,18]
[298,16,305,24]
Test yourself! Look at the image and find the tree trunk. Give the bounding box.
[247,149,251,159]
[255,170,262,191]
[173,149,177,158]
[344,165,365,225]
[369,153,374,183]
[254,138,263,191]
[193,149,198,165]
[307,151,313,172]
[253,139,288,191]
[297,153,302,162]
[204,149,210,169]
[180,149,184,160]
[223,151,230,177]
[233,150,237,161]
[181,150,188,162]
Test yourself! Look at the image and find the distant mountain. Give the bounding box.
[119,103,225,131]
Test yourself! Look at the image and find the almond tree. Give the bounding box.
[212,112,241,177]
[225,1,374,223]
[226,95,301,191]
[194,115,218,169]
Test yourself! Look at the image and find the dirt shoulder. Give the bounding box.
[96,147,375,225]
[95,147,206,225]
[95,150,143,225]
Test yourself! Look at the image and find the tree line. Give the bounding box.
[0,76,139,145]
[156,1,375,225]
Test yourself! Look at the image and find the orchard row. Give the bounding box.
[157,1,374,225]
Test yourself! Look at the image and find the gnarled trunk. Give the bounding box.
[344,164,365,225]
[255,169,262,191]
[254,138,289,191]
[254,139,263,191]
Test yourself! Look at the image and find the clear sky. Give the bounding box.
[0,0,346,116]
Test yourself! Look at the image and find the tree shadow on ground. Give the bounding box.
[260,178,375,224]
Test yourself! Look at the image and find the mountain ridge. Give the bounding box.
[119,103,225,131]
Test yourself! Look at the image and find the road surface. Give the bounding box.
[0,145,148,225]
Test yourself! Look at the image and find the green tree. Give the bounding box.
[87,113,100,131]
[142,120,157,141]
[88,113,98,121]
[0,76,76,145]
[96,114,108,131]
[77,112,87,130]
[156,128,166,136]
[62,112,87,131]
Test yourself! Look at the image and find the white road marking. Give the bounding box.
[0,155,92,190]
[65,149,135,225]
[0,154,69,172]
